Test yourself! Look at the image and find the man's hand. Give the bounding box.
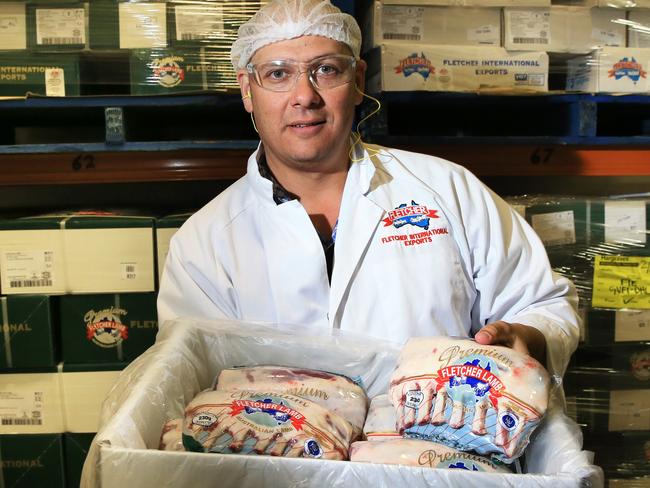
[474,321,547,367]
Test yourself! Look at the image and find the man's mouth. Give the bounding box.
[289,121,325,128]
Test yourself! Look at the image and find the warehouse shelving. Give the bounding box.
[0,91,649,187]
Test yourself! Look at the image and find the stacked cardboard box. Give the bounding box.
[507,194,650,481]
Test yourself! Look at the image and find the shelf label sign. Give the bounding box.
[592,255,650,309]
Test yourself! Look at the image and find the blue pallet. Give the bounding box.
[360,92,650,146]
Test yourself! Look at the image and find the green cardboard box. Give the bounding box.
[27,2,87,51]
[156,212,192,281]
[0,211,156,295]
[0,295,56,370]
[129,47,236,94]
[0,52,80,96]
[0,434,65,487]
[524,197,589,248]
[88,0,119,49]
[59,292,157,364]
[63,432,94,488]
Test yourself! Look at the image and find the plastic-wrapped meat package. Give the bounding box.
[389,337,550,463]
[363,394,400,441]
[158,418,184,451]
[183,389,355,460]
[351,438,511,473]
[215,366,368,438]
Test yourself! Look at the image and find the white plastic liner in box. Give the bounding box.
[81,318,604,488]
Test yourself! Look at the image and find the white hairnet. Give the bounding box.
[231,0,361,70]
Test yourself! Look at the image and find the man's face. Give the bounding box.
[238,36,366,172]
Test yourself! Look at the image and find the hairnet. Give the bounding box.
[230,0,361,70]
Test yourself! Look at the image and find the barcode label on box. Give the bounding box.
[9,279,53,288]
[41,36,82,45]
[1,250,56,291]
[36,8,86,45]
[1,417,42,425]
[121,262,137,280]
[383,33,420,41]
[512,37,548,44]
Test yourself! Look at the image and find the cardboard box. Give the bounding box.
[375,0,551,7]
[0,295,56,370]
[628,10,650,49]
[169,0,266,46]
[589,198,649,249]
[587,308,650,343]
[60,364,122,432]
[566,48,650,93]
[555,0,650,8]
[523,198,589,247]
[361,2,501,53]
[88,0,119,49]
[503,7,626,53]
[0,52,79,96]
[0,212,155,295]
[0,371,64,434]
[0,434,65,487]
[366,43,548,93]
[28,2,87,50]
[0,2,27,50]
[64,432,95,488]
[130,48,236,94]
[59,293,157,364]
[118,1,167,49]
[608,389,650,431]
[83,319,602,487]
[156,212,192,281]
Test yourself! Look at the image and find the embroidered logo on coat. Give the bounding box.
[383,201,438,230]
[380,201,448,247]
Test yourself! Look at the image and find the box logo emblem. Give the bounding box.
[394,53,434,80]
[84,307,128,348]
[608,57,647,84]
[151,56,186,88]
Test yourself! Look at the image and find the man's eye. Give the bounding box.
[262,68,291,81]
[315,64,339,76]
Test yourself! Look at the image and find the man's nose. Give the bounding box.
[291,70,321,105]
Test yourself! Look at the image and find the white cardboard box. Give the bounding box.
[0,2,27,50]
[61,369,121,433]
[0,214,156,295]
[80,318,603,488]
[503,7,626,53]
[628,10,650,48]
[366,43,548,93]
[0,372,64,434]
[566,47,650,93]
[118,1,167,49]
[361,2,501,53]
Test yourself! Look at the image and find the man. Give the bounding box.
[157,0,579,377]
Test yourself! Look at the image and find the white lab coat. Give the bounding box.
[158,140,580,377]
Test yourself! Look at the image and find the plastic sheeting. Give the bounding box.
[81,317,603,488]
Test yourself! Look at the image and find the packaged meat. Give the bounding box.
[350,438,511,473]
[158,418,184,451]
[363,394,400,441]
[215,365,368,436]
[389,337,550,462]
[183,389,355,460]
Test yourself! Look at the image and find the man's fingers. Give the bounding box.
[475,321,513,347]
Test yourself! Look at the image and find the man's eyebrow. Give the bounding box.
[253,52,348,64]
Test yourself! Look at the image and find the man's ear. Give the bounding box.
[237,70,254,113]
[354,59,367,106]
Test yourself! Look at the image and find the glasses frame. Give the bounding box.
[246,54,357,92]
